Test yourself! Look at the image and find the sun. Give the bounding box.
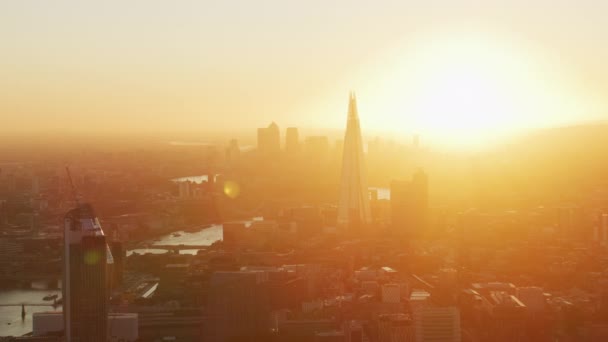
[407,42,522,148]
[360,33,592,150]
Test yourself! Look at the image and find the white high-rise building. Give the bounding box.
[413,306,461,342]
[338,92,372,226]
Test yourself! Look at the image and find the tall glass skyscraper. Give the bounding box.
[63,203,113,342]
[257,122,281,157]
[338,92,372,227]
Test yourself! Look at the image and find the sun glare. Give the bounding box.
[408,40,524,148]
[359,34,595,150]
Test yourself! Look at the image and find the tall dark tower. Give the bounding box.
[63,203,112,342]
[338,92,371,227]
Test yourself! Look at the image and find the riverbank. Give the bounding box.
[125,222,221,250]
[127,223,223,256]
[0,289,61,337]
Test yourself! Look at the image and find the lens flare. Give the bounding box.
[223,181,240,199]
[84,250,100,265]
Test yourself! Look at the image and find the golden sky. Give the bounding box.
[1,1,607,147]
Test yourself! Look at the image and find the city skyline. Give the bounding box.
[3,88,608,340]
[3,2,608,341]
[2,1,608,149]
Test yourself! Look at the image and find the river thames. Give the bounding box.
[0,288,61,337]
[0,181,390,336]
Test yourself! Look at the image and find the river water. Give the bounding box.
[127,181,390,256]
[171,175,215,183]
[0,288,61,337]
[1,180,389,336]
[129,222,236,255]
[0,223,226,336]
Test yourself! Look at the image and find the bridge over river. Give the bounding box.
[0,303,58,307]
[149,244,209,250]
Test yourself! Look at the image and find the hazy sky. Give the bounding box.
[1,1,607,146]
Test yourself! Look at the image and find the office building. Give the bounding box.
[409,289,431,312]
[381,284,401,304]
[63,203,113,342]
[338,92,372,227]
[390,169,428,236]
[0,238,24,261]
[413,306,461,342]
[222,222,247,248]
[33,312,138,342]
[258,122,281,156]
[471,282,517,296]
[516,287,546,316]
[278,320,337,341]
[378,314,414,342]
[207,271,272,341]
[486,291,528,341]
[342,320,363,342]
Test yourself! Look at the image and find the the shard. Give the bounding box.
[338,92,372,226]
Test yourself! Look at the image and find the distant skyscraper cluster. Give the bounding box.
[254,92,427,234]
